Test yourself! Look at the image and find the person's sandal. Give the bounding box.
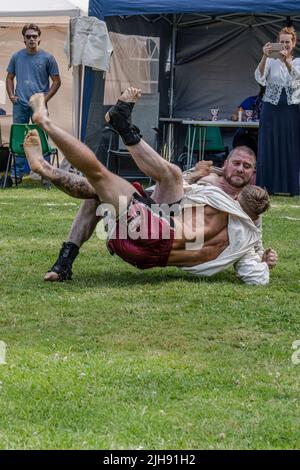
[44,242,79,282]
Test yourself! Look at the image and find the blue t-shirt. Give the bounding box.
[7,49,59,107]
[239,94,262,121]
[239,96,256,110]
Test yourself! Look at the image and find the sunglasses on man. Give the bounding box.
[25,34,39,39]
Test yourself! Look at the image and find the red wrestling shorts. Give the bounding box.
[107,191,175,269]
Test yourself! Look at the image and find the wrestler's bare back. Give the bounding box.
[167,205,229,266]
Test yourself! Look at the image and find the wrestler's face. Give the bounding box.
[223,150,255,188]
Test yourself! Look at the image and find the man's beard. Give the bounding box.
[225,174,249,188]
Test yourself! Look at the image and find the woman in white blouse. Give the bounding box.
[255,26,300,196]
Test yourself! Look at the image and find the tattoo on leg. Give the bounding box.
[50,168,99,200]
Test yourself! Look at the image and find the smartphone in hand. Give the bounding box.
[269,43,284,59]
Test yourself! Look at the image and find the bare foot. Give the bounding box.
[105,86,141,123]
[119,86,141,103]
[44,272,60,282]
[29,93,50,128]
[23,130,49,175]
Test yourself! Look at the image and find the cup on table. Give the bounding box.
[245,109,253,122]
[210,108,219,121]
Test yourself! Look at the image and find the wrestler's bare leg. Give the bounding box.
[130,140,183,204]
[29,93,135,213]
[44,199,101,281]
[105,87,184,204]
[50,170,99,200]
[68,199,101,246]
[23,131,98,200]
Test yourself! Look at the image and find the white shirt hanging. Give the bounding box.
[65,16,113,71]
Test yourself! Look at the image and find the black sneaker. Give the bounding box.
[44,242,80,282]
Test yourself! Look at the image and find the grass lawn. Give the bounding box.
[0,180,300,450]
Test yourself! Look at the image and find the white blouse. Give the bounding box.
[255,57,300,105]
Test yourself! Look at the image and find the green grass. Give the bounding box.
[0,180,300,449]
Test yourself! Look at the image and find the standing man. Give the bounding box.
[6,23,61,183]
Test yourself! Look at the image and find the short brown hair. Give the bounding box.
[278,26,297,44]
[239,185,270,218]
[228,146,256,163]
[22,24,41,37]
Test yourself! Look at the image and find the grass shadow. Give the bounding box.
[72,268,237,288]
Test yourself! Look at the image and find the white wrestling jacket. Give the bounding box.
[179,183,269,285]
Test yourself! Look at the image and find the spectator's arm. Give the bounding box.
[255,44,271,85]
[231,107,239,121]
[44,75,61,103]
[6,73,17,103]
[290,59,300,80]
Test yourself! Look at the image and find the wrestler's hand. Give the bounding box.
[262,248,278,268]
[186,161,213,184]
[194,161,213,177]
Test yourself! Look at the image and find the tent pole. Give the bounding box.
[165,14,177,161]
[169,14,177,119]
[72,65,82,139]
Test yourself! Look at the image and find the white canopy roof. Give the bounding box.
[0,0,88,17]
